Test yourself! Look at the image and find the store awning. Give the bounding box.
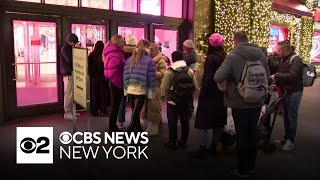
[272,0,313,17]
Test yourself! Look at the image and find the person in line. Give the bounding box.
[270,41,304,151]
[60,33,80,120]
[162,51,198,149]
[143,43,166,136]
[192,33,227,159]
[183,39,197,67]
[117,33,137,129]
[214,31,269,177]
[104,35,126,132]
[123,39,156,133]
[89,41,107,116]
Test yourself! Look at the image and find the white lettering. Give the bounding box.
[73,146,82,159]
[84,132,93,144]
[104,132,115,144]
[115,132,125,144]
[93,132,101,144]
[83,146,99,159]
[73,132,83,144]
[138,146,148,159]
[125,132,140,144]
[127,146,137,159]
[60,146,70,159]
[113,146,126,160]
[102,146,113,159]
[140,132,149,144]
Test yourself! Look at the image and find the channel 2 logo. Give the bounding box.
[16,127,53,164]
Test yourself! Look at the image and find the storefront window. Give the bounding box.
[154,29,177,61]
[164,0,182,18]
[140,0,161,16]
[311,32,320,63]
[118,26,145,43]
[45,0,78,7]
[82,0,109,9]
[15,0,41,2]
[113,0,137,13]
[13,20,58,107]
[269,25,289,53]
[72,24,106,53]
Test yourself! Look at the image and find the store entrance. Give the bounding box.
[6,19,61,120]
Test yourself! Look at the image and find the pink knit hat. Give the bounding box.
[209,33,225,47]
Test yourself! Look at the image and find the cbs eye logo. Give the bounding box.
[16,127,53,164]
[59,131,72,144]
[20,137,50,154]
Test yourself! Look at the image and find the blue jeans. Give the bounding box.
[200,128,223,147]
[283,91,303,143]
[117,96,127,123]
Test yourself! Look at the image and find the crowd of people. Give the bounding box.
[60,30,305,178]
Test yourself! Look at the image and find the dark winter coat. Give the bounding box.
[59,43,73,76]
[195,54,227,129]
[88,50,104,80]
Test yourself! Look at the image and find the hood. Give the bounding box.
[171,60,187,71]
[124,45,135,53]
[233,42,264,61]
[103,43,124,56]
[153,53,165,63]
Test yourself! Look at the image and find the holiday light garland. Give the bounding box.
[300,17,314,63]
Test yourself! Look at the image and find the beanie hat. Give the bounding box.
[209,33,225,47]
[125,33,137,46]
[183,39,195,49]
[67,33,79,43]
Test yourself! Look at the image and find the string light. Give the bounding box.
[300,17,314,63]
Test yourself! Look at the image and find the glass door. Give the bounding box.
[13,20,58,107]
[118,26,145,43]
[72,24,106,53]
[154,29,178,62]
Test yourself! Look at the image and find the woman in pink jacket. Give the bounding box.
[104,35,125,132]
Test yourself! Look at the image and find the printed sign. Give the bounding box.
[31,36,41,46]
[73,48,88,108]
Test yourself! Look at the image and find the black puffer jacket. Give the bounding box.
[275,52,304,93]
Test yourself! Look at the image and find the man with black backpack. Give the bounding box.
[162,51,198,149]
[214,31,269,177]
[270,41,306,151]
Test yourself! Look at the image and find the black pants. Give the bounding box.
[128,95,146,132]
[108,81,123,132]
[90,78,107,115]
[167,103,190,143]
[232,107,261,174]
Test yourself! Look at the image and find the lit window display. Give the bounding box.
[15,0,40,2]
[45,0,78,7]
[72,24,106,53]
[140,0,161,16]
[82,0,109,9]
[118,26,145,43]
[113,0,137,13]
[13,20,58,106]
[154,29,177,61]
[164,0,182,18]
[311,32,320,63]
[269,25,289,53]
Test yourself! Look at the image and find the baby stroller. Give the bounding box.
[257,90,287,154]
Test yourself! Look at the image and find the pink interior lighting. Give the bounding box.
[16,0,40,2]
[13,20,58,107]
[45,0,78,6]
[155,29,177,63]
[113,0,137,13]
[118,26,145,43]
[82,0,109,9]
[164,0,182,18]
[72,24,106,53]
[140,0,161,16]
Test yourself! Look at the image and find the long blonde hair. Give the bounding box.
[130,39,151,73]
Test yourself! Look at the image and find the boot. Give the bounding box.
[191,145,207,159]
[147,122,159,136]
[208,144,217,155]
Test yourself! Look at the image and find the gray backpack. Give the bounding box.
[237,59,268,103]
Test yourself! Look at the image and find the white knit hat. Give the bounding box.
[125,33,137,46]
[183,39,195,49]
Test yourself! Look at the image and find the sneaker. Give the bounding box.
[282,139,294,151]
[164,142,178,150]
[64,113,76,120]
[228,169,249,178]
[177,140,187,149]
